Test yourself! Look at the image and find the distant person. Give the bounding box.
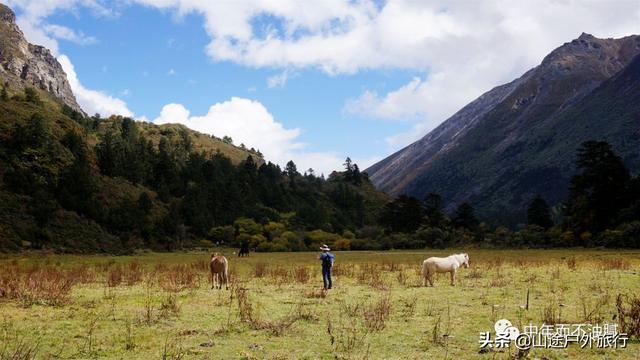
[318,244,335,290]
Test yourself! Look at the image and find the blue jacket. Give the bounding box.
[320,252,335,268]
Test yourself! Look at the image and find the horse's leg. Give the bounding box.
[450,269,456,286]
[210,270,214,289]
[224,271,229,290]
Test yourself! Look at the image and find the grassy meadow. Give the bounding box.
[0,249,638,359]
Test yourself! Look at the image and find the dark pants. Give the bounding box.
[322,266,332,289]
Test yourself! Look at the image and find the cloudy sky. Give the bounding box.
[5,0,640,174]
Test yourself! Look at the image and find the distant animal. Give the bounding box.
[210,253,229,290]
[238,241,250,257]
[421,253,469,287]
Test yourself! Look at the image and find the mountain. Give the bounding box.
[367,33,640,225]
[0,4,82,112]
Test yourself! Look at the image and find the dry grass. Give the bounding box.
[253,263,267,278]
[600,258,631,270]
[616,293,640,339]
[292,266,310,283]
[158,264,200,293]
[0,249,638,359]
[0,265,76,306]
[363,296,392,331]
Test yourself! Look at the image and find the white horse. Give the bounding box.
[421,253,469,287]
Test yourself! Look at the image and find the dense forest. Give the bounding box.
[1,86,638,253]
[0,85,388,253]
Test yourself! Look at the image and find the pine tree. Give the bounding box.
[424,192,446,228]
[527,196,553,229]
[565,141,631,234]
[453,202,479,230]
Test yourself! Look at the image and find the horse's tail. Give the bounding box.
[223,259,229,284]
[421,259,429,277]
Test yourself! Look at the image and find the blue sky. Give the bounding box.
[6,0,639,174]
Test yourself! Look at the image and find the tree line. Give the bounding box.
[1,87,638,252]
[373,140,640,249]
[0,90,383,252]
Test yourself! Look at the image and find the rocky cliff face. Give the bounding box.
[367,33,640,225]
[0,3,83,112]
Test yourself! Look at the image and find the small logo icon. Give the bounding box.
[495,319,520,340]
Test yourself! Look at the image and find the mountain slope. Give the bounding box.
[0,4,82,112]
[367,33,640,225]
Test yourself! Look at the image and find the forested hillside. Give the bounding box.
[0,86,388,253]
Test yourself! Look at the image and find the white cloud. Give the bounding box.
[152,97,372,175]
[58,55,133,117]
[167,68,176,75]
[43,23,97,45]
[131,0,639,149]
[266,69,296,88]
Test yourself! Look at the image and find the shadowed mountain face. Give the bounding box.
[367,33,640,225]
[0,3,82,112]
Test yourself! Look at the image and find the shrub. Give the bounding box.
[305,229,341,248]
[276,231,304,251]
[616,294,640,339]
[24,87,40,104]
[334,238,351,251]
[159,264,199,292]
[208,225,234,244]
[0,265,75,306]
[363,296,392,331]
[342,230,355,239]
[414,227,449,248]
[234,218,262,236]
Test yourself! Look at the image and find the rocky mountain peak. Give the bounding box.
[540,33,640,78]
[578,32,595,40]
[0,4,15,22]
[0,3,83,113]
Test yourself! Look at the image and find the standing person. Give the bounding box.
[318,244,335,290]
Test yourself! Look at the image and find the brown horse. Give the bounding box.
[210,253,229,290]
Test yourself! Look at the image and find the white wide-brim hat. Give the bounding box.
[320,245,330,251]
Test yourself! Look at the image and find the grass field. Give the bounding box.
[0,249,638,359]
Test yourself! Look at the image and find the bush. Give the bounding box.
[199,239,213,248]
[598,222,640,248]
[208,225,234,244]
[334,238,351,250]
[306,229,341,248]
[514,225,547,247]
[414,227,449,248]
[350,238,380,250]
[277,231,304,251]
[357,225,383,240]
[250,234,267,249]
[264,221,286,239]
[24,87,40,104]
[342,230,355,239]
[234,217,262,236]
